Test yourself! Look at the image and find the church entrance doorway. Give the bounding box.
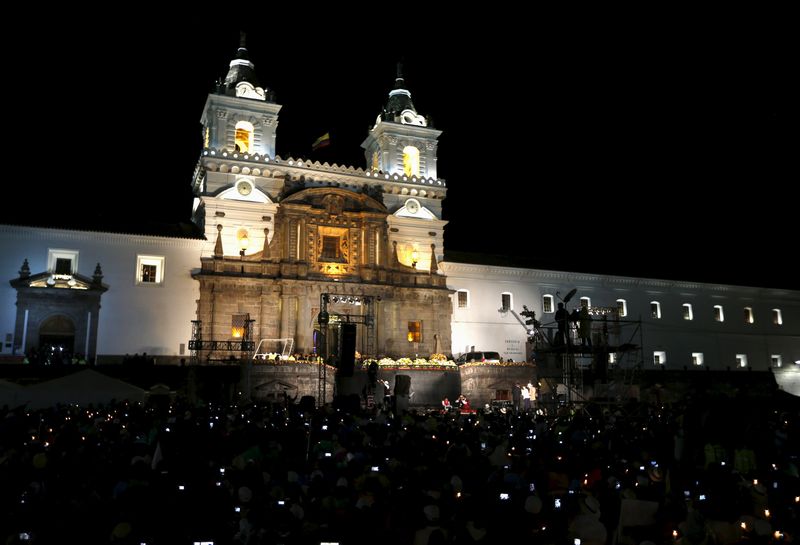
[39,314,76,355]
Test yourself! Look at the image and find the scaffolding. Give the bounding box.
[189,318,255,363]
[527,313,644,408]
[315,293,377,407]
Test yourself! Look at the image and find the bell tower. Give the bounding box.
[192,35,282,260]
[362,64,447,272]
[361,64,442,179]
[199,34,281,164]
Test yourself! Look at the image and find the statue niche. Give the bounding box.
[323,194,345,216]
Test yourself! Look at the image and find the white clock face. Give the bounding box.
[405,199,420,214]
[237,181,252,196]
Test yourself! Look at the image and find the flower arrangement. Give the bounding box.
[360,357,457,369]
[429,353,447,362]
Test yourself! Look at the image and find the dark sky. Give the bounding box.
[5,13,795,289]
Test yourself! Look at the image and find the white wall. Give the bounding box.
[0,225,203,358]
[441,261,800,370]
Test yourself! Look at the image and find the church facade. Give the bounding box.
[1,44,799,391]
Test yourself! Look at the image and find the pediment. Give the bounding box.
[254,379,297,392]
[10,271,103,291]
[281,187,387,214]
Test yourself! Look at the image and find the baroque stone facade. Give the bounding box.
[191,45,452,366]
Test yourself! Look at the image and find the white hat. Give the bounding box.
[581,496,601,518]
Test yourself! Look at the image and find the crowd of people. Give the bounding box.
[0,388,797,544]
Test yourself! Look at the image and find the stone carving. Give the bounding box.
[323,194,345,216]
[429,244,438,274]
[214,224,224,258]
[216,109,228,119]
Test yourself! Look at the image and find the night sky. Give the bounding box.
[5,13,795,289]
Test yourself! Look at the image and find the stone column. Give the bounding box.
[295,293,310,354]
[280,294,291,339]
[299,218,307,262]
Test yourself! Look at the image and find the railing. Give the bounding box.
[188,340,255,352]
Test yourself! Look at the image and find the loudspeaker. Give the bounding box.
[339,323,356,377]
[395,374,411,396]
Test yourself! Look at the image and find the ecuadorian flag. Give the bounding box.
[312,132,331,151]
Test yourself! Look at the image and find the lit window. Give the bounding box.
[650,301,661,319]
[501,292,512,312]
[772,308,783,325]
[141,264,157,283]
[47,248,79,275]
[371,151,380,172]
[744,307,754,324]
[580,297,591,309]
[543,295,554,314]
[204,126,210,148]
[231,313,249,339]
[608,353,617,364]
[321,236,341,261]
[692,352,704,366]
[683,303,693,321]
[617,299,627,317]
[234,121,254,153]
[771,355,782,367]
[407,321,421,343]
[457,290,469,309]
[402,145,420,177]
[653,351,666,365]
[136,255,165,285]
[736,354,748,368]
[714,305,724,322]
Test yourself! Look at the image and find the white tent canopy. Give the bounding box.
[21,369,146,409]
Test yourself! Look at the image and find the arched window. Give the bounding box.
[402,145,420,177]
[235,121,254,154]
[650,301,662,319]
